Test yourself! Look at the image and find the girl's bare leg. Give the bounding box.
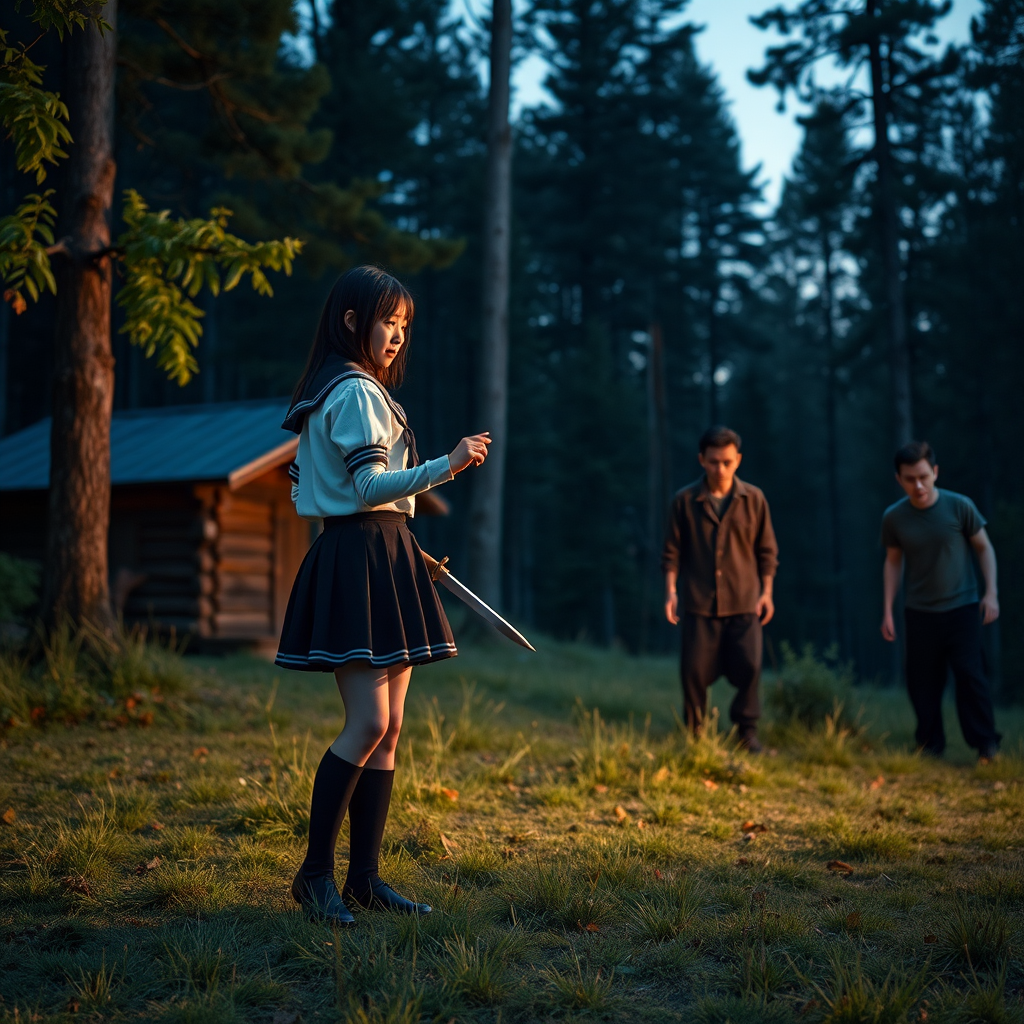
[365,664,412,769]
[342,662,428,913]
[329,662,391,766]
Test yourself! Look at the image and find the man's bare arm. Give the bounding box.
[970,527,1000,625]
[664,568,679,625]
[757,574,775,625]
[881,547,903,641]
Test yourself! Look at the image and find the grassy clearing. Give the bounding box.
[1,637,1022,1023]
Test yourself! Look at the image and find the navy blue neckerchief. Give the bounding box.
[282,353,420,466]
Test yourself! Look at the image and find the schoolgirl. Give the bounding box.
[276,265,490,927]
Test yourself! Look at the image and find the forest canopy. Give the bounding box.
[1,0,1021,698]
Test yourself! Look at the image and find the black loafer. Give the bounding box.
[291,868,356,927]
[343,877,432,915]
[738,734,763,754]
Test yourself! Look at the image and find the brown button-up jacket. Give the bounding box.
[662,476,779,617]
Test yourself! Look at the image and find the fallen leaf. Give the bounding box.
[134,856,162,875]
[614,805,628,822]
[923,934,937,944]
[702,779,719,791]
[845,911,862,929]
[741,821,768,833]
[637,818,647,830]
[67,997,80,1014]
[440,787,459,802]
[237,777,247,787]
[149,821,165,831]
[439,833,460,857]
[2,808,15,825]
[652,766,670,784]
[62,875,91,897]
[592,783,609,794]
[654,869,664,880]
[505,782,520,794]
[826,860,854,875]
[743,832,756,842]
[735,857,751,866]
[869,775,885,790]
[505,830,538,844]
[584,922,600,932]
[192,746,209,758]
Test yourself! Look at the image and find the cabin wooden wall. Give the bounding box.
[114,485,213,635]
[1,467,311,644]
[199,465,311,640]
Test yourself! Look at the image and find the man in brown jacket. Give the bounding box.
[663,425,779,751]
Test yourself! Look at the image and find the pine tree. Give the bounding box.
[772,94,859,655]
[750,0,954,447]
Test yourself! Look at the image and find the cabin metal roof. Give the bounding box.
[0,399,296,492]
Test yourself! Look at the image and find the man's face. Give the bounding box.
[698,444,742,493]
[896,458,939,507]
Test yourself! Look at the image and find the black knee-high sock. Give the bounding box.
[301,749,364,878]
[344,767,395,891]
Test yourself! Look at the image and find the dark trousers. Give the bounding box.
[681,612,762,736]
[904,603,1001,755]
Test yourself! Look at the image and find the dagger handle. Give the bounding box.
[420,549,450,582]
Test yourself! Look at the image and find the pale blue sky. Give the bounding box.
[503,0,983,209]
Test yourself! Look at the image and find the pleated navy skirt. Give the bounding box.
[274,511,457,671]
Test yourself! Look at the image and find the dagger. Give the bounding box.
[420,550,536,652]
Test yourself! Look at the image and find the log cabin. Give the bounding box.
[0,399,309,645]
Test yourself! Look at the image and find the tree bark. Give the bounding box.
[821,230,849,657]
[42,3,118,630]
[866,0,913,447]
[466,0,512,608]
[641,323,670,651]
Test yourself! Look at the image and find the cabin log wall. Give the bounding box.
[1,468,309,644]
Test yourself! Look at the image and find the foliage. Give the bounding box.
[0,28,71,183]
[0,190,57,313]
[0,553,40,622]
[0,619,198,729]
[766,642,856,728]
[116,190,301,383]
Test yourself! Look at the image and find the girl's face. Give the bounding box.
[344,303,409,370]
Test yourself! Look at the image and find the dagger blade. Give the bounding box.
[435,567,536,652]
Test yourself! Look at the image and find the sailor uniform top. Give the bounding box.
[290,375,453,520]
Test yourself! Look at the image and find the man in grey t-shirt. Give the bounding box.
[881,441,1001,761]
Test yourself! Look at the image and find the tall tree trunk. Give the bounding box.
[42,3,118,630]
[641,323,670,651]
[821,230,849,657]
[467,0,512,607]
[707,295,719,424]
[866,0,913,447]
[308,0,324,64]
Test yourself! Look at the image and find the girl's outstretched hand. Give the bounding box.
[449,432,491,474]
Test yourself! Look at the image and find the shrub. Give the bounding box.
[766,643,856,729]
[0,619,198,730]
[0,553,40,623]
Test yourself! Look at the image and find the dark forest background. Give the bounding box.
[2,0,1022,697]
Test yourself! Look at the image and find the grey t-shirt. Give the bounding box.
[880,489,986,612]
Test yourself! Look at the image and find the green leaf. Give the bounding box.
[115,189,302,385]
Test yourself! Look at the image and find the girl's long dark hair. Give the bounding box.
[292,265,414,401]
